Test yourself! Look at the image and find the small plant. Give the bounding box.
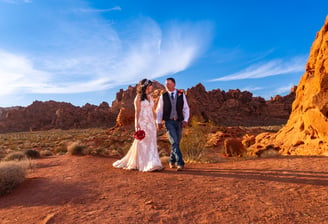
[24,149,40,159]
[0,161,27,196]
[54,146,68,155]
[2,152,26,162]
[40,150,54,157]
[180,117,211,163]
[67,142,87,155]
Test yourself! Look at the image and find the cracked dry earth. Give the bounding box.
[0,155,328,224]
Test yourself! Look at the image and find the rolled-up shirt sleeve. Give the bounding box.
[156,95,164,124]
[183,94,190,122]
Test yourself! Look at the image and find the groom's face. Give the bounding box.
[165,80,175,92]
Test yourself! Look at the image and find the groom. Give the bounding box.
[156,77,190,171]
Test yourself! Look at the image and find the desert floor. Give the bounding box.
[1,155,328,224]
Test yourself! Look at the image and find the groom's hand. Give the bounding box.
[157,123,163,129]
[182,121,188,128]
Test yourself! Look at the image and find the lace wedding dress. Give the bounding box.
[113,97,163,172]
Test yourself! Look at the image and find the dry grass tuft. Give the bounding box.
[40,150,54,157]
[67,142,88,155]
[2,152,27,162]
[24,149,41,159]
[0,160,30,196]
[180,118,214,163]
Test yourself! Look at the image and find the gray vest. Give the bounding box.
[169,92,178,120]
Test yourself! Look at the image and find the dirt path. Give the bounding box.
[0,155,328,224]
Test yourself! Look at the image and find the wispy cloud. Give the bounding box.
[240,86,264,92]
[77,6,122,13]
[209,56,306,82]
[0,0,31,3]
[0,12,212,101]
[0,50,51,105]
[0,0,17,3]
[275,83,295,95]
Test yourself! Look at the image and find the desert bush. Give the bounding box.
[24,149,40,159]
[67,142,87,155]
[0,161,27,196]
[2,152,27,162]
[40,150,54,157]
[224,138,246,157]
[89,148,109,157]
[180,118,211,163]
[54,146,68,155]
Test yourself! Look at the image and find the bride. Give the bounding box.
[113,79,163,172]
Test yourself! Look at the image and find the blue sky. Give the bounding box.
[0,0,327,107]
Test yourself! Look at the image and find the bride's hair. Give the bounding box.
[137,79,152,101]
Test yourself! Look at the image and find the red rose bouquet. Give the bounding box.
[133,129,146,140]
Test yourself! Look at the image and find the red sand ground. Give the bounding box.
[0,155,328,224]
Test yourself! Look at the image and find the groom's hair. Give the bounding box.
[166,77,176,84]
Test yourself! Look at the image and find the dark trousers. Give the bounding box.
[165,120,184,166]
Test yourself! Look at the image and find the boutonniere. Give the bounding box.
[177,89,184,96]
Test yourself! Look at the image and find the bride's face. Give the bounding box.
[146,85,153,94]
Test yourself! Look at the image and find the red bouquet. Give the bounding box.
[177,89,184,96]
[133,129,146,140]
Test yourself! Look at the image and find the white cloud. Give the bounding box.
[209,56,306,82]
[0,50,51,94]
[77,6,122,13]
[0,0,16,3]
[0,14,212,100]
[0,0,31,3]
[275,84,295,95]
[240,86,264,92]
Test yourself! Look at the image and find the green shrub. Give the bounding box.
[2,152,27,162]
[0,161,27,196]
[24,149,40,159]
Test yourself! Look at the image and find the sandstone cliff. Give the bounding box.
[0,101,116,133]
[186,83,295,126]
[249,16,328,155]
[0,80,295,133]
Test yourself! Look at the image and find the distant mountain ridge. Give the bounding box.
[0,82,296,133]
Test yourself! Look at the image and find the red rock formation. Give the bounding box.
[0,101,116,133]
[186,83,295,126]
[116,107,135,127]
[250,16,328,155]
[0,80,295,133]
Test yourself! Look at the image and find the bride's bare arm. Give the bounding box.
[150,97,156,120]
[134,96,141,130]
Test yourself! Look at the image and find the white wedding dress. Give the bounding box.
[113,97,163,172]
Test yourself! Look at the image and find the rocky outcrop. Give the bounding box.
[0,101,116,133]
[0,81,295,133]
[187,83,295,126]
[249,16,328,155]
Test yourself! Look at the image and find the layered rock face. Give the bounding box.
[187,83,295,126]
[251,16,328,155]
[0,80,295,133]
[0,101,116,133]
[114,81,295,127]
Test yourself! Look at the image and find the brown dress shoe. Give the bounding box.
[169,163,176,169]
[176,165,184,171]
